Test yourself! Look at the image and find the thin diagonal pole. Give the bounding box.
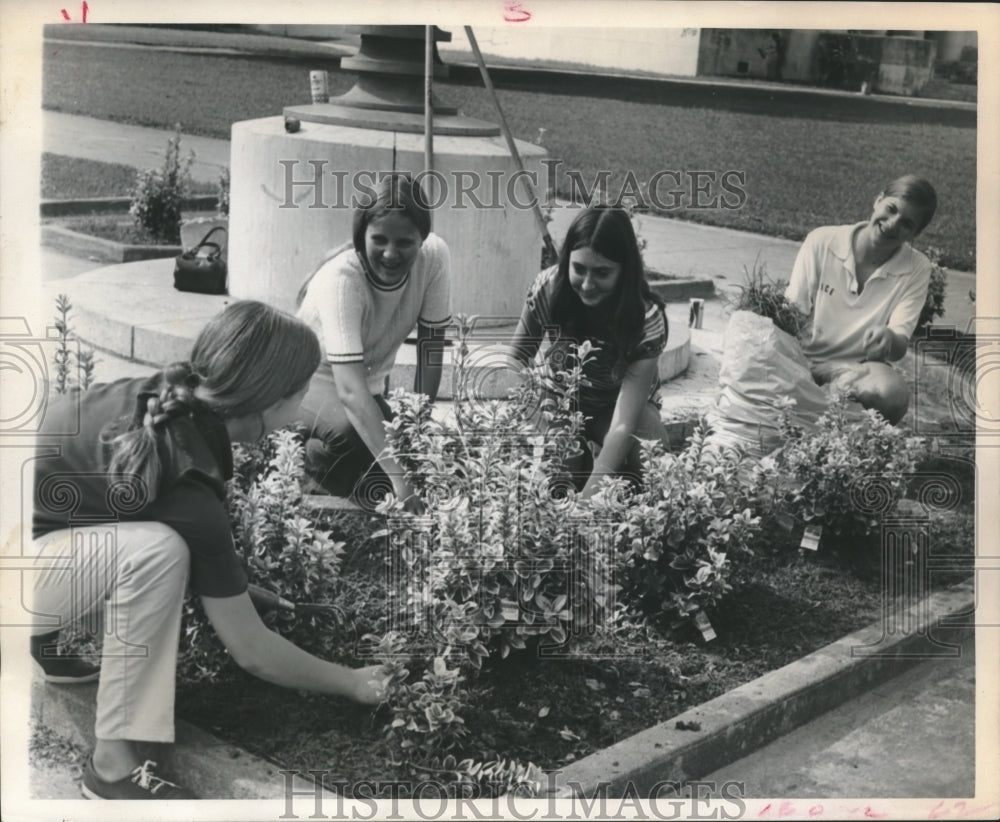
[464,26,558,264]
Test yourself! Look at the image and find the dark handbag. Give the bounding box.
[173,226,228,295]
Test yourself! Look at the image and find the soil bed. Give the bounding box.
[176,480,973,792]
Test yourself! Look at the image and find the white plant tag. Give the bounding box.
[693,610,716,642]
[801,525,823,551]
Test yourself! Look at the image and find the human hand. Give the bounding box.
[391,477,426,515]
[351,664,390,705]
[862,326,894,362]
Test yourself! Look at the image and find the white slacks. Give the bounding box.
[29,521,190,742]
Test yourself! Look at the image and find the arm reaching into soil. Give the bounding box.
[200,591,387,704]
[580,356,659,500]
[330,361,424,514]
[414,323,445,400]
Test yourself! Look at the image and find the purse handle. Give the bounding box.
[192,225,228,251]
[186,242,222,258]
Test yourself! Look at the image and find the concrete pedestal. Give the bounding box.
[228,116,548,321]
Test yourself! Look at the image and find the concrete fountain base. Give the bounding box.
[44,258,692,399]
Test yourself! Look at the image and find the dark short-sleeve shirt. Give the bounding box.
[517,266,668,410]
[32,375,248,598]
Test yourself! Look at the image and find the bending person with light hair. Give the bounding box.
[785,174,938,423]
[30,301,386,801]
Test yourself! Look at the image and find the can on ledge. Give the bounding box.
[309,70,329,104]
[689,298,705,329]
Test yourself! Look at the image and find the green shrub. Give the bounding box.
[607,428,765,623]
[917,245,948,330]
[772,394,926,544]
[368,320,608,790]
[936,59,977,86]
[380,321,610,666]
[366,633,542,797]
[129,124,194,244]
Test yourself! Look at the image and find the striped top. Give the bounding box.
[516,266,668,411]
[297,233,452,396]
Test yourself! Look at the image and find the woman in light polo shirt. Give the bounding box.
[785,175,937,423]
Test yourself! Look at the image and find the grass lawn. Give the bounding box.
[41,153,218,200]
[42,43,976,270]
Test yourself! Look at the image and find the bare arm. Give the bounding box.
[580,356,660,500]
[862,325,908,362]
[200,592,384,703]
[330,361,421,511]
[414,323,446,400]
[508,290,546,367]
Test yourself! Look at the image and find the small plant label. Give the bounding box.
[800,525,823,551]
[692,610,716,642]
[500,599,520,622]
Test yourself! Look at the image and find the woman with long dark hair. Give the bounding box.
[510,204,670,498]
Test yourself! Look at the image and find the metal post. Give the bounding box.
[424,26,434,177]
[464,26,558,263]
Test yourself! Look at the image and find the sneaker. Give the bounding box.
[81,757,197,800]
[30,633,100,684]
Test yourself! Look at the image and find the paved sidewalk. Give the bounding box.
[43,111,231,184]
[703,634,977,798]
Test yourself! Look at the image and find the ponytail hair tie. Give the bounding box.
[143,396,171,429]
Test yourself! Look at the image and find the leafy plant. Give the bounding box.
[51,294,97,394]
[773,394,926,543]
[379,320,611,667]
[917,244,948,330]
[365,320,612,786]
[367,633,468,758]
[129,123,194,244]
[732,261,809,338]
[607,427,764,623]
[366,632,541,797]
[217,167,230,217]
[178,429,346,681]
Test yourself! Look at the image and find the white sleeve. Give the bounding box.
[785,231,821,316]
[314,262,366,364]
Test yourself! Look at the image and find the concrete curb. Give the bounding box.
[31,673,337,800]
[42,225,181,264]
[41,195,219,218]
[545,578,975,797]
[648,278,715,302]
